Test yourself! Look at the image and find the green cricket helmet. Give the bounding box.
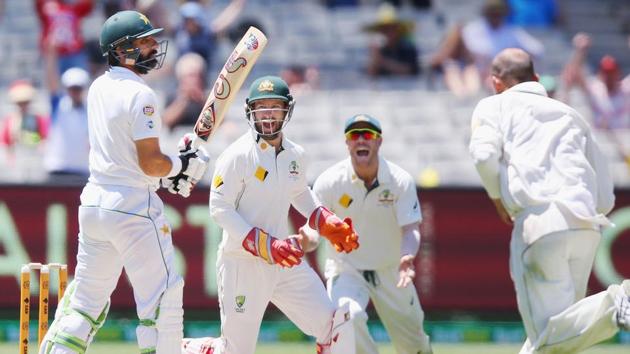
[245,76,295,139]
[100,10,168,73]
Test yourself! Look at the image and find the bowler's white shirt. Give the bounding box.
[210,132,319,256]
[469,81,615,244]
[313,157,421,270]
[86,66,162,189]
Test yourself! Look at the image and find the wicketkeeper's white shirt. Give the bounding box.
[87,66,162,189]
[313,157,422,271]
[469,81,615,244]
[210,132,319,256]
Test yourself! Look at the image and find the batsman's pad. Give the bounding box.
[155,277,184,354]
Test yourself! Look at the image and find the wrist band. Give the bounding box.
[166,154,183,178]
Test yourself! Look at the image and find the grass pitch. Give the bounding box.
[4,342,629,353]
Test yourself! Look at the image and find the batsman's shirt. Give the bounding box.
[210,132,319,257]
[86,66,162,189]
[313,157,421,271]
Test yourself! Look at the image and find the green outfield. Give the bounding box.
[4,342,629,353]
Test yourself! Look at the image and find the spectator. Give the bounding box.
[429,23,480,97]
[162,52,208,130]
[43,43,90,179]
[174,0,245,70]
[562,32,630,130]
[364,3,420,77]
[462,0,543,78]
[280,64,320,95]
[0,80,49,155]
[34,0,94,75]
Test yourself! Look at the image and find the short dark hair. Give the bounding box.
[491,48,536,85]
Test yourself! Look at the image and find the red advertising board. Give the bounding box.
[1,185,629,311]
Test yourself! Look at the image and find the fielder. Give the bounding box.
[469,48,630,354]
[300,114,433,354]
[181,76,359,354]
[39,11,209,354]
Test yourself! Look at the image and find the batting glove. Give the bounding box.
[242,227,304,268]
[166,137,210,198]
[309,206,359,253]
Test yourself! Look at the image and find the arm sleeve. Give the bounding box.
[400,222,421,257]
[586,132,615,215]
[130,90,162,141]
[209,154,253,250]
[469,98,503,199]
[395,173,422,227]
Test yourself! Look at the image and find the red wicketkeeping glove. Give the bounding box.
[242,227,304,267]
[309,206,359,253]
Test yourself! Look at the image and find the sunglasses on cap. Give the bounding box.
[345,129,381,141]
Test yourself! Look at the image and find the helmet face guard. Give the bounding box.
[110,38,168,73]
[245,100,295,138]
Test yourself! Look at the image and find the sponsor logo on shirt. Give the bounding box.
[235,295,246,313]
[255,166,269,182]
[378,189,395,206]
[338,193,353,208]
[288,160,300,180]
[143,105,155,116]
[213,175,224,189]
[146,120,154,129]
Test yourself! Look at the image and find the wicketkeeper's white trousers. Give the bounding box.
[510,226,622,354]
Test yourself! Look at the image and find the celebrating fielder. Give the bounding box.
[469,48,629,353]
[301,114,433,354]
[182,76,359,354]
[39,11,209,354]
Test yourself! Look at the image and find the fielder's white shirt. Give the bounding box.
[469,81,615,244]
[86,66,162,189]
[210,132,319,256]
[313,157,421,271]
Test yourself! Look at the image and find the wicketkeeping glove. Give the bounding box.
[309,206,359,253]
[242,227,304,268]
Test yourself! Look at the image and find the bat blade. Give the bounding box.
[193,26,267,147]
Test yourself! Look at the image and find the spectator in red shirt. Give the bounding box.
[34,0,94,75]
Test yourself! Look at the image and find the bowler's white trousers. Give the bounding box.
[326,263,432,354]
[216,253,335,354]
[510,223,622,354]
[41,183,183,353]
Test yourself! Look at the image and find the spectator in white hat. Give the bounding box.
[44,46,91,179]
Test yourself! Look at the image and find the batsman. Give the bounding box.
[39,10,209,354]
[182,76,360,354]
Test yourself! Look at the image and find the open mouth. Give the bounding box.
[356,148,370,157]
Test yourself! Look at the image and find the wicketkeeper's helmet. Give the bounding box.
[245,76,295,138]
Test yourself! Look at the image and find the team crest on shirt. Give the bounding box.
[377,189,395,206]
[235,295,246,313]
[288,160,300,180]
[143,105,155,116]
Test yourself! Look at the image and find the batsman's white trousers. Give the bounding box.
[326,264,432,354]
[52,183,182,353]
[216,253,334,354]
[510,225,621,353]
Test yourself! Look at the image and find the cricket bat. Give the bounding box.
[192,26,267,148]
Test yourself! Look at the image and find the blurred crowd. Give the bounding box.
[1,0,630,184]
